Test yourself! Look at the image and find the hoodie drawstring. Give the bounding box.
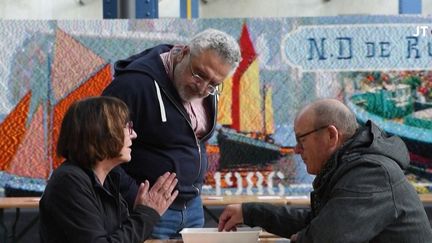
[154,81,167,122]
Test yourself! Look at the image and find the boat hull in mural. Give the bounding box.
[347,93,432,177]
[217,129,282,169]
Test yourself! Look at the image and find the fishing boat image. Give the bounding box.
[0,29,112,195]
[216,23,286,169]
[346,72,432,179]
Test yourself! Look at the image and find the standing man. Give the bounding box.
[103,28,240,239]
[218,99,432,242]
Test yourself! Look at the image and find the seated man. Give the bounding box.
[218,98,432,242]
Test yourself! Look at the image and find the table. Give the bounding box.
[202,193,432,206]
[1,193,431,210]
[202,195,296,223]
[419,193,432,204]
[202,195,292,206]
[201,194,432,223]
[0,197,40,243]
[143,231,290,242]
[144,239,290,242]
[1,193,431,242]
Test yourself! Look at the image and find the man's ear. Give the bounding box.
[327,125,340,147]
[178,46,190,60]
[173,46,189,62]
[183,45,190,53]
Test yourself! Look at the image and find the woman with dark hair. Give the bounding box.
[39,96,178,243]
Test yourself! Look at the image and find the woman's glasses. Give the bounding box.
[126,121,133,135]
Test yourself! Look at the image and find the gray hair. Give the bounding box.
[189,28,241,70]
[310,99,359,141]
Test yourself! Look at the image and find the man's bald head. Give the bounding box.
[296,99,358,142]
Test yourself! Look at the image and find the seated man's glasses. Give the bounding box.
[295,125,329,148]
[189,54,223,96]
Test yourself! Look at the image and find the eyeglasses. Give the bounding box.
[295,125,329,148]
[188,54,223,96]
[126,121,133,135]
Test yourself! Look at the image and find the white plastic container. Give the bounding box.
[180,227,261,243]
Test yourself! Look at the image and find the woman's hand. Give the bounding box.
[134,172,178,215]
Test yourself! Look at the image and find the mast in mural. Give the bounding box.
[216,22,282,169]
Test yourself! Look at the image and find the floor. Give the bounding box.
[0,0,431,19]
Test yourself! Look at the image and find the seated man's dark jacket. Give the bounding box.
[39,160,160,243]
[242,120,432,242]
[103,44,216,210]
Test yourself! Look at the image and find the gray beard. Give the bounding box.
[175,82,206,102]
[177,85,195,102]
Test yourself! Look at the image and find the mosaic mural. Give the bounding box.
[0,17,431,196]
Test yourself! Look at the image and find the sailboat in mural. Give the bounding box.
[216,23,283,169]
[0,28,112,194]
[345,72,432,179]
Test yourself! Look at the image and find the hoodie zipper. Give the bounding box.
[157,83,208,206]
[201,93,218,141]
